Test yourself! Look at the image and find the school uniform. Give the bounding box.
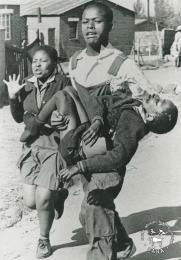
[10,72,70,190]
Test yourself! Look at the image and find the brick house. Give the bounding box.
[0,0,25,47]
[135,18,164,32]
[21,0,135,59]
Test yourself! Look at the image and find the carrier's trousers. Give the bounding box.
[79,171,130,260]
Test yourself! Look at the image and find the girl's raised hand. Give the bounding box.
[3,74,26,99]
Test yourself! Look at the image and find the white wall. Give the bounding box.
[27,16,60,54]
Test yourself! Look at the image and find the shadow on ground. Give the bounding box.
[52,206,181,257]
[52,227,88,252]
[121,206,181,235]
[123,206,181,260]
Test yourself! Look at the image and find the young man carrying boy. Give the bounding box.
[60,3,157,258]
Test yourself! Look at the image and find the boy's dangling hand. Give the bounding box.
[3,74,26,99]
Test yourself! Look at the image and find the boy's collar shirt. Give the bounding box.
[133,105,147,124]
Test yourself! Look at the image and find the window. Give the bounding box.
[0,9,12,40]
[68,18,79,40]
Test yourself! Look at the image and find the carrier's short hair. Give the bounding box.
[33,45,58,64]
[83,1,113,23]
[147,100,178,134]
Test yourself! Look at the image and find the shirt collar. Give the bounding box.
[76,43,115,61]
[133,105,147,124]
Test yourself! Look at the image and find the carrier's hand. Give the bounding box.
[3,74,26,99]
[59,165,80,182]
[87,189,105,206]
[50,110,69,130]
[82,119,102,147]
[87,189,113,207]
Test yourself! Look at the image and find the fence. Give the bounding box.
[5,36,40,82]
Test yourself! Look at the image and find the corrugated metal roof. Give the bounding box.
[0,0,22,5]
[20,0,134,16]
[111,0,134,12]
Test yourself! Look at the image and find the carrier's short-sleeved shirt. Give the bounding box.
[69,43,154,99]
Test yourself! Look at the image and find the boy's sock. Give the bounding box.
[39,235,49,240]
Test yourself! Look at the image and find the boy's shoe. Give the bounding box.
[54,188,69,220]
[117,238,136,259]
[20,117,43,143]
[20,128,34,143]
[36,238,52,259]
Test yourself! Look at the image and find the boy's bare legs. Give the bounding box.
[51,91,79,220]
[54,90,79,140]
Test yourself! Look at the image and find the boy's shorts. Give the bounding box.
[17,144,67,191]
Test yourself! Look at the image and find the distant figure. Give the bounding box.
[174,25,181,52]
[170,25,181,66]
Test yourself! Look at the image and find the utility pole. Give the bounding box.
[147,0,150,21]
[37,7,42,23]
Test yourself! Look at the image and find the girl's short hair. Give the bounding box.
[33,45,58,64]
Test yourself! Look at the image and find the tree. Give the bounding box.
[169,11,181,29]
[154,0,175,28]
[134,0,145,18]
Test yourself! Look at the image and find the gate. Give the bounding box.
[5,36,40,81]
[161,28,175,56]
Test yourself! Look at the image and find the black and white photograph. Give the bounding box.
[0,0,181,259]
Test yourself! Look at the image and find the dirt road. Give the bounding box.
[0,64,181,260]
